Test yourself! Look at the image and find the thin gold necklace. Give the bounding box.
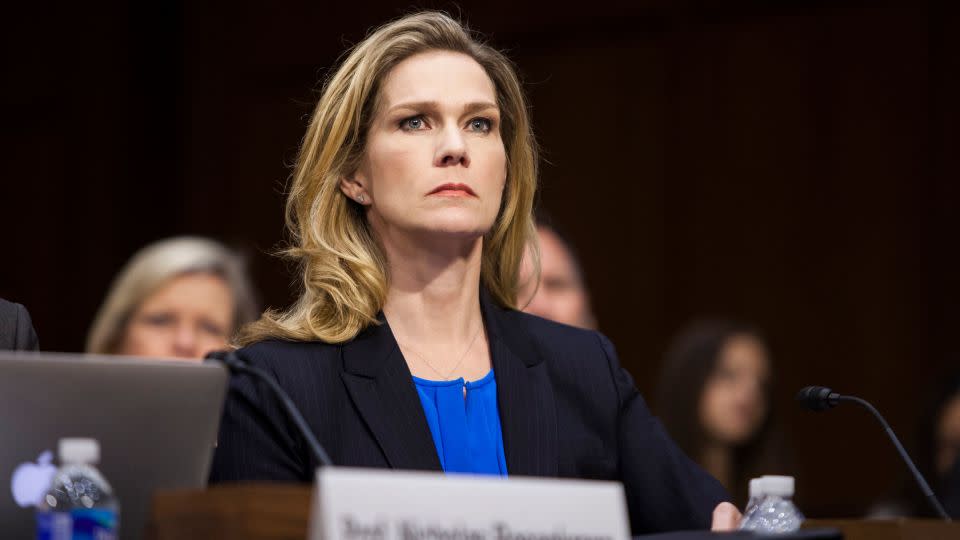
[398,321,484,381]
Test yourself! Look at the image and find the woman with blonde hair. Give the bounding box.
[210,11,738,533]
[87,236,258,360]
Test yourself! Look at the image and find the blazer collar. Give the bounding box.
[340,312,394,379]
[481,292,559,477]
[479,289,542,368]
[339,313,440,471]
[340,290,558,476]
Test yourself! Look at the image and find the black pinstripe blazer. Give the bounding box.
[0,298,39,351]
[209,293,730,534]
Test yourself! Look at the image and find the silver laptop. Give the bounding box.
[0,352,228,540]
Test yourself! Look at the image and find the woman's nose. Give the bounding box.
[434,125,469,167]
[171,324,199,357]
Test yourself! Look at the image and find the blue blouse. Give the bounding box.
[411,370,508,476]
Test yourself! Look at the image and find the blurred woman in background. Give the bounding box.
[657,320,790,503]
[929,375,960,517]
[872,371,960,518]
[86,236,258,361]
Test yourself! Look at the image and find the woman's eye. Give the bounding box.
[542,276,573,292]
[468,117,492,133]
[199,320,227,337]
[400,115,427,131]
[142,313,174,327]
[716,367,739,383]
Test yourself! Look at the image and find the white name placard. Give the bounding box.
[308,467,630,540]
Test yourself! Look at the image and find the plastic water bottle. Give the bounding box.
[36,438,119,540]
[739,475,803,534]
[740,477,765,526]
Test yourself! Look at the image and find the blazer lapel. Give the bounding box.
[340,317,441,471]
[339,294,560,478]
[483,294,559,477]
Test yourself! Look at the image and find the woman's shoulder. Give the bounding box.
[498,309,625,409]
[496,307,615,361]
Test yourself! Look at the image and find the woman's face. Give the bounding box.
[699,334,771,446]
[119,273,234,361]
[519,226,595,329]
[349,50,507,241]
[936,394,960,476]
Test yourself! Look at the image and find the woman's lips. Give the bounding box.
[428,183,476,197]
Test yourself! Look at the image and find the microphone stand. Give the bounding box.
[212,351,333,468]
[837,395,950,521]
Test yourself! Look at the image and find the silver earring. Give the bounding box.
[357,194,366,204]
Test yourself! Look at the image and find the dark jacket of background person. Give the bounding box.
[940,458,960,519]
[656,321,790,505]
[209,295,730,534]
[0,298,39,351]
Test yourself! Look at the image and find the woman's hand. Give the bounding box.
[710,502,742,531]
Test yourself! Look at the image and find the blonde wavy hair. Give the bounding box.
[238,11,539,346]
[87,237,259,354]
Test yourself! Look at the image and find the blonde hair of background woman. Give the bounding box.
[237,11,540,346]
[86,237,259,354]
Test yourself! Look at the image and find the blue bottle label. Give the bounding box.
[37,509,117,540]
[71,508,117,540]
[36,511,71,540]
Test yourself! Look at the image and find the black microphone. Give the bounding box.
[208,350,333,467]
[796,385,839,411]
[797,385,951,521]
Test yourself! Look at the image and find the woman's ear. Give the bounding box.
[339,173,370,205]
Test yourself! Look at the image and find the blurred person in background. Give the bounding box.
[0,298,39,350]
[86,237,259,361]
[928,374,960,517]
[518,220,596,329]
[871,371,960,518]
[656,320,790,504]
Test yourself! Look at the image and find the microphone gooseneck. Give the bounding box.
[796,386,951,521]
[210,351,333,468]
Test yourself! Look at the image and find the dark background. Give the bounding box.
[2,0,957,517]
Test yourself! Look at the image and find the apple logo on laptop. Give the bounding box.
[10,450,56,508]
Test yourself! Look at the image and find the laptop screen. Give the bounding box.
[0,352,227,540]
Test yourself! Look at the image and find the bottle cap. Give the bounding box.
[748,477,764,499]
[762,475,795,497]
[58,438,100,465]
